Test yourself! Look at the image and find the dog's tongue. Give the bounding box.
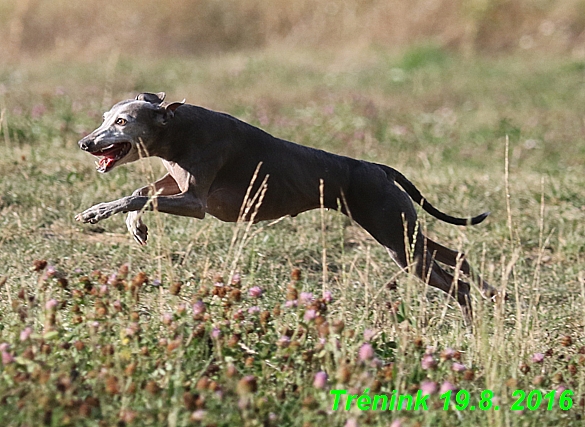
[99,157,115,169]
[92,143,131,173]
[98,157,115,171]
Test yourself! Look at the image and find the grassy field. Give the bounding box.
[2,46,585,426]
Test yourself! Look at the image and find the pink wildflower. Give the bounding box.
[439,381,456,394]
[192,300,206,317]
[420,380,437,396]
[248,306,261,315]
[313,371,328,389]
[299,292,314,305]
[452,362,466,372]
[304,309,317,322]
[277,336,291,348]
[531,353,545,363]
[421,354,437,370]
[358,343,375,361]
[248,286,263,298]
[45,299,58,311]
[2,351,14,365]
[20,327,33,342]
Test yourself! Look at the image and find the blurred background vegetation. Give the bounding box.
[3,3,585,426]
[2,0,585,60]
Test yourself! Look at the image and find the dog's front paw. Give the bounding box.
[75,202,117,224]
[126,211,148,245]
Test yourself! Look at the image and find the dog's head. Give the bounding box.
[78,92,184,173]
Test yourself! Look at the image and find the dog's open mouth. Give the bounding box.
[91,142,131,173]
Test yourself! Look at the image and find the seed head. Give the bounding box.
[229,288,242,302]
[145,380,160,395]
[291,268,301,281]
[286,284,298,301]
[237,375,258,395]
[196,376,210,391]
[125,362,137,376]
[463,369,475,381]
[169,281,182,296]
[131,272,148,287]
[33,259,48,272]
[226,363,238,378]
[105,376,119,395]
[117,264,129,279]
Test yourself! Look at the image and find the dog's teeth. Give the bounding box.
[95,160,99,167]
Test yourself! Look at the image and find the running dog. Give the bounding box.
[76,92,497,321]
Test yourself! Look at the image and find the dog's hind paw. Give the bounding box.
[480,284,500,302]
[126,212,148,245]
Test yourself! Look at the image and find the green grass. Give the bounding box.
[1,46,585,426]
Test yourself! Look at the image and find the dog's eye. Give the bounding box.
[115,118,127,126]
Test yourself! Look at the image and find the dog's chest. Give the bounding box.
[162,160,190,193]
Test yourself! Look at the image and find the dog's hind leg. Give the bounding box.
[346,164,474,321]
[385,235,474,324]
[426,238,498,300]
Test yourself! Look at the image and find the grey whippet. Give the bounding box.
[76,92,497,321]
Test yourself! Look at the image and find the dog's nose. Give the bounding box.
[78,136,91,151]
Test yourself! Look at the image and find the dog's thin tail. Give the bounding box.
[376,163,489,226]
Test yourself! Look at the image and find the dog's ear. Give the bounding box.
[154,99,185,126]
[136,92,166,104]
[165,100,185,113]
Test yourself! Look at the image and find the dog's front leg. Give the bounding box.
[76,195,153,224]
[125,192,207,245]
[125,174,182,245]
[77,191,206,238]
